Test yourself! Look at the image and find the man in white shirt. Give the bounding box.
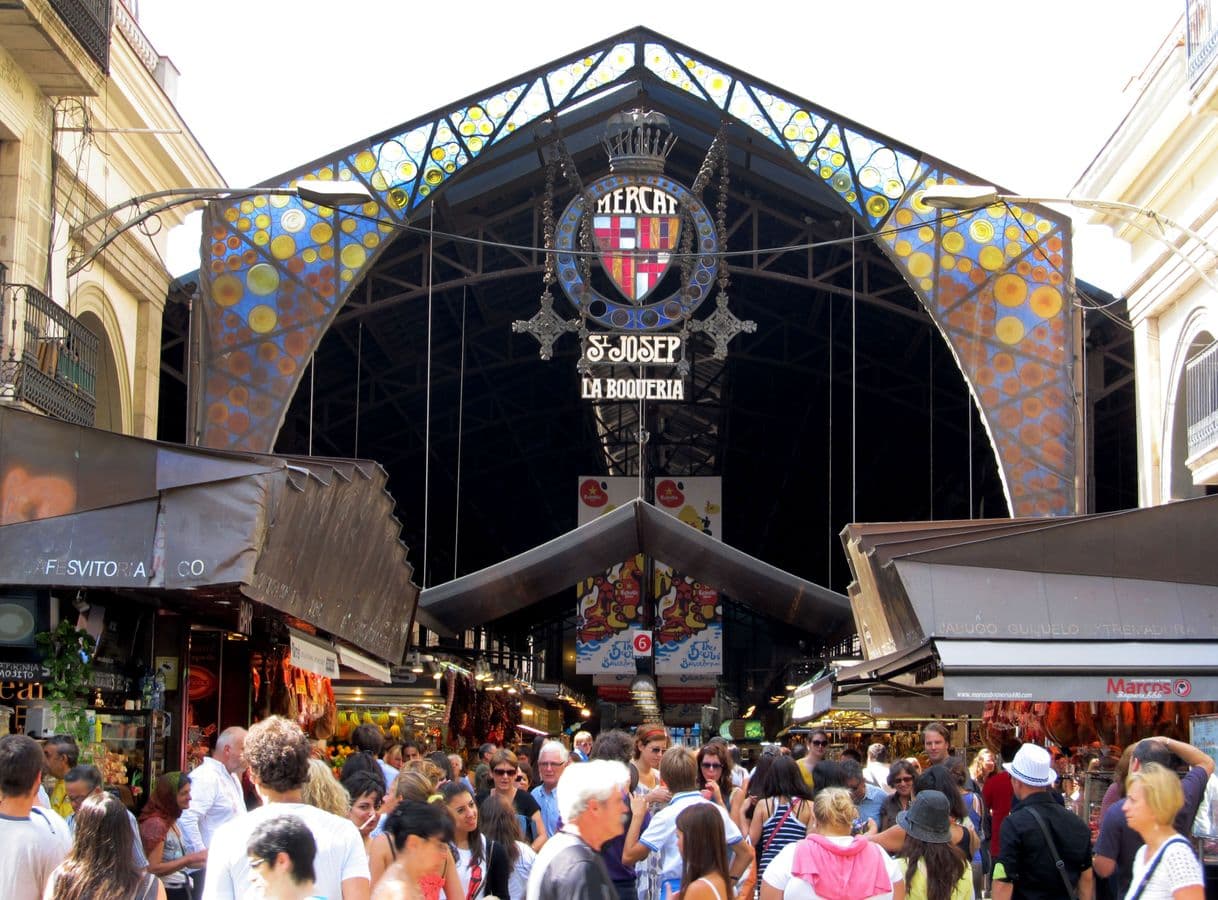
[181,726,248,853]
[0,734,72,900]
[623,746,752,900]
[202,716,369,900]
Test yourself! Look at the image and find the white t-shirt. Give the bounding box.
[639,791,743,886]
[761,837,903,900]
[200,801,369,899]
[1127,837,1204,900]
[509,839,536,900]
[0,807,72,900]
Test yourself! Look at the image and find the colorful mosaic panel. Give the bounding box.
[874,170,1075,517]
[198,30,1077,516]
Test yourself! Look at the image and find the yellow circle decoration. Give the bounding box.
[1030,285,1063,318]
[247,263,280,296]
[341,218,356,234]
[319,245,334,261]
[223,207,239,223]
[270,235,297,260]
[253,231,269,246]
[248,304,278,333]
[255,214,271,229]
[942,231,965,254]
[918,226,934,243]
[866,195,890,218]
[340,244,367,269]
[363,232,380,249]
[994,273,1028,307]
[269,194,291,208]
[942,255,956,270]
[355,151,377,173]
[969,219,995,243]
[894,240,913,257]
[240,200,254,214]
[995,316,1026,344]
[310,222,333,244]
[895,208,914,227]
[302,248,318,264]
[978,245,1005,271]
[907,251,933,279]
[212,274,243,307]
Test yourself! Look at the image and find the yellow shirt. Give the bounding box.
[49,779,72,819]
[898,858,972,900]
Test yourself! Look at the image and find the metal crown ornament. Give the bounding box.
[515,110,755,366]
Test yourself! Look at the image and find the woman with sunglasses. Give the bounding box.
[880,761,918,832]
[632,724,673,808]
[444,781,511,900]
[479,749,547,850]
[698,743,742,816]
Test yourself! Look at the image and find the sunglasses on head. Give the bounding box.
[493,768,516,777]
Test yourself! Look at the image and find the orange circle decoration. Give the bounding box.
[993,273,1028,307]
[992,352,1015,373]
[995,316,1025,344]
[1029,285,1063,319]
[1019,361,1045,388]
[212,274,244,308]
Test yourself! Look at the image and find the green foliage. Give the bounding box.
[34,620,94,745]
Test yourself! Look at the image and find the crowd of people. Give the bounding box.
[0,718,1212,900]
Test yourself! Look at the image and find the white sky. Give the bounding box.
[135,0,1182,289]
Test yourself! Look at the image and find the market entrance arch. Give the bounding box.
[194,27,1079,535]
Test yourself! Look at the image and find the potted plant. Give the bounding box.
[34,619,94,746]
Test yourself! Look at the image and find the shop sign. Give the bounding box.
[288,633,338,679]
[579,334,684,400]
[945,674,1218,702]
[791,674,833,721]
[0,677,45,697]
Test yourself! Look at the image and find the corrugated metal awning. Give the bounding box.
[0,406,423,663]
[420,498,851,635]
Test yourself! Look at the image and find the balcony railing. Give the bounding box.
[0,282,98,426]
[51,0,112,74]
[1188,0,1218,84]
[1187,339,1218,460]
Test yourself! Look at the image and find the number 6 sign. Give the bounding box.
[631,630,653,656]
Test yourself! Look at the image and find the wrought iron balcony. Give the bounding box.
[1187,338,1218,462]
[1188,0,1218,84]
[52,0,112,73]
[0,281,98,426]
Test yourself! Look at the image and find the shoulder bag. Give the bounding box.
[1126,836,1190,900]
[1024,805,1077,900]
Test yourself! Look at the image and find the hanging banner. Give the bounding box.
[576,478,643,675]
[654,478,723,679]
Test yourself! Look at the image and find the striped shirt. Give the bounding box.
[758,799,808,878]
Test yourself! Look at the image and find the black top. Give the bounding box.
[530,831,616,900]
[477,789,543,841]
[994,791,1093,900]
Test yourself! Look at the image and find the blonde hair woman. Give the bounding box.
[761,787,905,900]
[1122,763,1204,899]
[968,750,994,788]
[302,758,350,818]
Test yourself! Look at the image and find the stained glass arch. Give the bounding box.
[197,26,1077,518]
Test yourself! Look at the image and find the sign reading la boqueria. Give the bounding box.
[580,334,685,399]
[514,109,755,389]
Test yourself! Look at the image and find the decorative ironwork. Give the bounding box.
[511,292,578,361]
[1187,339,1218,460]
[1,282,97,426]
[1188,0,1218,83]
[53,0,112,74]
[197,27,1077,517]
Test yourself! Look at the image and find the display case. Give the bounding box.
[84,707,171,807]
